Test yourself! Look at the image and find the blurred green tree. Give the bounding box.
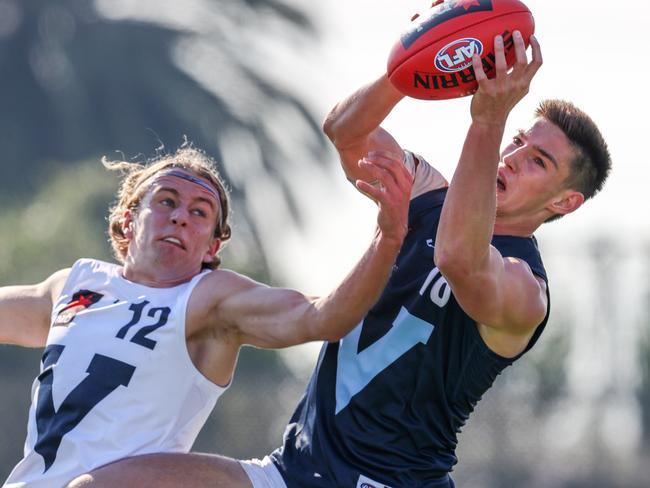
[0,0,330,273]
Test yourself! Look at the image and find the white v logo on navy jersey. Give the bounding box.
[335,306,434,414]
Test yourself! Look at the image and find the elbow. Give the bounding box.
[310,318,346,343]
[322,105,344,147]
[300,300,342,343]
[310,314,359,344]
[434,246,453,274]
[321,324,348,343]
[435,247,472,282]
[322,113,337,144]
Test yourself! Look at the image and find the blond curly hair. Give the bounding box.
[104,146,232,269]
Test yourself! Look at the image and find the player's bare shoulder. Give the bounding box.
[185,268,257,340]
[46,268,72,301]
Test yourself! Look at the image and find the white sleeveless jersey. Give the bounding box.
[4,259,227,488]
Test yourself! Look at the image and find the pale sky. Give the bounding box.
[261,0,650,293]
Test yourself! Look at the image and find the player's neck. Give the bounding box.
[493,217,540,237]
[122,261,198,288]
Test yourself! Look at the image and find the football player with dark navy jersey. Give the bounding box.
[67,31,611,488]
[270,176,549,487]
[268,31,609,488]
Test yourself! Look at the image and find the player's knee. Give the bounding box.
[65,453,252,488]
[65,474,95,488]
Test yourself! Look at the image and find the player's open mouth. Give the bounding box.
[496,176,506,191]
[161,236,185,249]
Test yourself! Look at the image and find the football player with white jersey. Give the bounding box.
[0,145,412,488]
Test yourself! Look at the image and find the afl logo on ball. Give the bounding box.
[434,37,483,72]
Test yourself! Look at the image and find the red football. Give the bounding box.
[387,0,535,100]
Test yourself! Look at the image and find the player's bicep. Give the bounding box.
[497,258,547,329]
[444,250,546,333]
[0,269,70,347]
[218,277,317,349]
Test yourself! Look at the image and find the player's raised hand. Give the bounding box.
[470,31,542,126]
[356,150,412,245]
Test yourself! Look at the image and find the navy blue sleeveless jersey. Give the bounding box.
[271,188,550,487]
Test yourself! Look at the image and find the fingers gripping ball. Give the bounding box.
[387,0,534,100]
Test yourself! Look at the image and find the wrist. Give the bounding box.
[375,226,407,252]
[468,119,507,142]
[470,115,507,129]
[380,74,406,103]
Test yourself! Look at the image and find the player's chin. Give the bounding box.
[495,190,508,210]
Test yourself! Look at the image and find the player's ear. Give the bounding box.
[549,189,584,217]
[122,210,134,240]
[203,239,221,264]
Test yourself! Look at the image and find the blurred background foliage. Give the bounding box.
[1,1,649,487]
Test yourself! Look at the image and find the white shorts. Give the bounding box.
[239,456,287,488]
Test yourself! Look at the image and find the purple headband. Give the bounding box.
[157,169,220,199]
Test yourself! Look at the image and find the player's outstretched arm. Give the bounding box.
[435,32,545,345]
[0,269,70,347]
[214,151,411,349]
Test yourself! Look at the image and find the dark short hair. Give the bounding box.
[535,99,611,201]
[104,146,232,269]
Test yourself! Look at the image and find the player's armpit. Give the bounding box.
[0,268,70,347]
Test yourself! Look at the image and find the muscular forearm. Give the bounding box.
[312,229,402,342]
[435,121,504,274]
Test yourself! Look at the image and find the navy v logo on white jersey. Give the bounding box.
[34,345,136,472]
[33,299,171,471]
